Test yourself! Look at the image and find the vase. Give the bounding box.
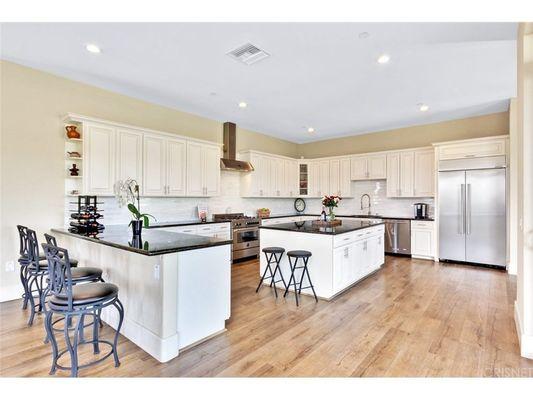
[131,220,143,236]
[328,207,335,221]
[65,125,81,139]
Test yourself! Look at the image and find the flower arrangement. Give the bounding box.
[114,179,156,234]
[322,195,342,220]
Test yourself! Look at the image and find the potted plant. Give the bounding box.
[114,179,156,236]
[322,195,342,221]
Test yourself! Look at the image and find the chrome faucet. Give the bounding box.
[360,193,371,215]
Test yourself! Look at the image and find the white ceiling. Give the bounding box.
[0,23,517,143]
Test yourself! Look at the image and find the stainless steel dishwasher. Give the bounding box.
[384,219,411,255]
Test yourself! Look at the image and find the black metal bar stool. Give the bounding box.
[17,226,79,312]
[42,233,105,342]
[256,247,287,297]
[42,243,124,377]
[283,250,318,306]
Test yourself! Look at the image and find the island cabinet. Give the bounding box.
[260,221,385,300]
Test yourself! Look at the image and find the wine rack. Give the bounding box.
[68,195,104,236]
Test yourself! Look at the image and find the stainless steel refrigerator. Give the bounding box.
[438,156,506,267]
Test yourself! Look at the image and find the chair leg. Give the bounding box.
[292,259,299,306]
[78,313,85,343]
[20,265,29,310]
[70,314,83,377]
[27,276,36,326]
[303,258,318,302]
[92,309,100,354]
[255,253,274,293]
[44,310,58,375]
[283,261,295,298]
[112,299,124,368]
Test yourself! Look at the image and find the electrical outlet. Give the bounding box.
[153,264,160,280]
[5,261,15,272]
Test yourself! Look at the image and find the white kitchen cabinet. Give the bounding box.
[116,128,143,190]
[329,159,340,196]
[350,154,386,180]
[414,149,435,197]
[350,156,368,180]
[308,161,320,198]
[284,159,299,197]
[386,152,401,197]
[241,151,298,198]
[143,134,167,196]
[84,123,116,195]
[166,138,187,196]
[399,151,415,197]
[186,141,220,197]
[333,243,354,292]
[411,220,435,259]
[435,137,507,160]
[144,134,187,197]
[318,160,330,197]
[387,149,433,198]
[328,158,352,198]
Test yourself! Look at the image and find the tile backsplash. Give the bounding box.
[65,174,433,226]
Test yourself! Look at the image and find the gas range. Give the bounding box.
[212,213,261,262]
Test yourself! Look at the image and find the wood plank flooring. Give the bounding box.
[1,256,533,377]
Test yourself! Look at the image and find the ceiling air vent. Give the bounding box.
[226,43,270,65]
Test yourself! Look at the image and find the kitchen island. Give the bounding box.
[259,219,385,300]
[51,225,232,363]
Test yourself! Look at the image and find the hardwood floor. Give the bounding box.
[1,256,532,377]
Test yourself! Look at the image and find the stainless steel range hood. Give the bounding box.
[220,122,254,172]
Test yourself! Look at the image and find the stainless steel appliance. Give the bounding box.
[413,203,429,219]
[384,219,411,255]
[213,213,261,262]
[438,156,506,267]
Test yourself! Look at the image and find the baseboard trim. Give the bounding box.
[0,284,22,303]
[514,300,533,359]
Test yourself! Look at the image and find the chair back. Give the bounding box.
[41,243,74,310]
[27,229,45,272]
[44,233,58,247]
[17,225,30,264]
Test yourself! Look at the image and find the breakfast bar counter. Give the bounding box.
[52,225,232,363]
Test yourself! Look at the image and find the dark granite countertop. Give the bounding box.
[259,219,384,235]
[261,213,434,221]
[147,219,230,228]
[51,226,232,256]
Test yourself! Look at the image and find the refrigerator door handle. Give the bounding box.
[460,184,465,234]
[466,183,471,235]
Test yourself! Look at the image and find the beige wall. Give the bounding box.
[298,112,509,158]
[0,61,297,301]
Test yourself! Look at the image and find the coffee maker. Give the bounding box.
[413,203,429,219]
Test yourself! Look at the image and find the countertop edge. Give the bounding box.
[259,221,385,235]
[51,228,233,256]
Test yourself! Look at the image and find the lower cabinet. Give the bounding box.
[410,220,435,259]
[333,228,385,293]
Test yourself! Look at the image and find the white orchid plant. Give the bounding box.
[113,179,156,227]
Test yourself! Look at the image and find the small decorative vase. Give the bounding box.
[69,164,80,176]
[65,125,81,139]
[328,207,335,221]
[131,220,143,236]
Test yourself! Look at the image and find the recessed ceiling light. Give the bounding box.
[85,43,101,54]
[418,104,430,112]
[307,127,315,133]
[238,102,247,108]
[358,32,370,39]
[377,54,390,64]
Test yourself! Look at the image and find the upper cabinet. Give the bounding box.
[143,134,186,197]
[186,141,220,197]
[116,128,143,189]
[329,158,352,197]
[434,137,507,161]
[386,148,434,198]
[84,123,116,196]
[74,115,220,197]
[350,153,386,180]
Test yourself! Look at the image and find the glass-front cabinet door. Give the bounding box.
[299,163,309,196]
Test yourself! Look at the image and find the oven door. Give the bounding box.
[233,226,259,252]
